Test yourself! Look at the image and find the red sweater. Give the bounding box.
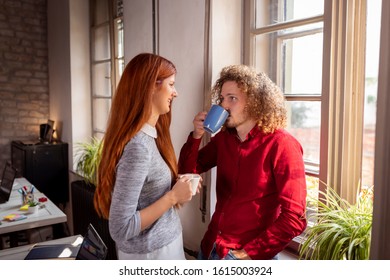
[178,126,307,259]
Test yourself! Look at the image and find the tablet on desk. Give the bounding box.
[24,224,107,260]
[24,243,81,260]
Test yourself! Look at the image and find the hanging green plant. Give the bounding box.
[299,184,373,260]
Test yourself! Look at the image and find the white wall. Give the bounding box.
[69,0,92,153]
[211,0,243,81]
[47,0,91,171]
[123,0,154,62]
[47,0,72,144]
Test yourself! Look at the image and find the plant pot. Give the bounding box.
[27,205,39,214]
[71,180,117,260]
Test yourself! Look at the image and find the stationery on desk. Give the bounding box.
[0,177,67,236]
[3,213,27,222]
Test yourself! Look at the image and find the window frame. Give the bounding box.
[244,0,369,252]
[90,0,124,139]
[245,0,367,202]
[320,0,366,202]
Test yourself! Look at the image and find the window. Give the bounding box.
[362,0,380,188]
[90,0,124,139]
[245,0,380,220]
[246,0,324,216]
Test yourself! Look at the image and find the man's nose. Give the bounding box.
[220,100,228,111]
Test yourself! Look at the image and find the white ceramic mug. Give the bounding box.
[180,174,201,195]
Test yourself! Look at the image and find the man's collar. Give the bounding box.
[227,125,261,141]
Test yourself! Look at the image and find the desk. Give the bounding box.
[0,235,82,260]
[0,178,67,236]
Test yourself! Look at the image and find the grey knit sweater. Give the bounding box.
[108,124,182,254]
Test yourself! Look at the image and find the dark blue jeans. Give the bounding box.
[197,243,279,260]
[197,243,237,260]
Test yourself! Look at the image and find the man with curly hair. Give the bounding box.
[178,65,307,260]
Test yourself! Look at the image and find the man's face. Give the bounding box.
[219,81,250,129]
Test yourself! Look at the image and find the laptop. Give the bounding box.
[24,223,108,260]
[75,223,108,260]
[0,162,17,204]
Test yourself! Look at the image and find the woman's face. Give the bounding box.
[152,74,177,115]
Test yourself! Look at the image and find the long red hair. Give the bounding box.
[94,53,178,219]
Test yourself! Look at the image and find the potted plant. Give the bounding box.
[298,184,373,260]
[71,137,117,259]
[27,200,40,214]
[74,137,103,186]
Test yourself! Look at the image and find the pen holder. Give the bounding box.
[22,191,34,206]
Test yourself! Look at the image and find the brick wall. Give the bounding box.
[0,0,48,171]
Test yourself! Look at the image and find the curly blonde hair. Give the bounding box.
[211,65,287,134]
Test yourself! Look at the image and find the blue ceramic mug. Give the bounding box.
[203,105,229,133]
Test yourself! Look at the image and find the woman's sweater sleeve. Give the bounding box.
[109,140,150,242]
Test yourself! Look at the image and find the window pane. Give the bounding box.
[93,25,111,61]
[253,23,323,88]
[286,101,321,168]
[93,98,111,132]
[255,0,324,28]
[115,19,124,58]
[92,62,111,97]
[116,58,125,79]
[362,0,381,187]
[275,21,323,34]
[306,175,319,223]
[281,32,323,95]
[93,0,109,25]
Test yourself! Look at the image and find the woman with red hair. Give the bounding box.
[94,53,193,259]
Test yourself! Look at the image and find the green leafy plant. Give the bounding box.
[299,184,373,260]
[28,201,39,207]
[75,137,103,186]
